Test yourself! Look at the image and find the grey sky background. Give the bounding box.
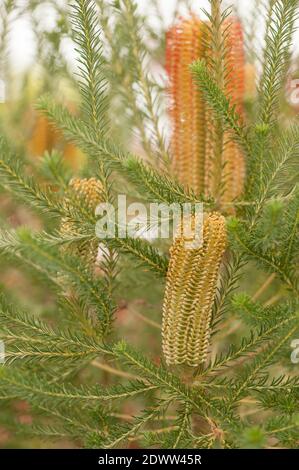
[6,0,259,73]
[5,0,299,75]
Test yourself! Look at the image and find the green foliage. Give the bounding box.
[258,0,298,127]
[106,236,169,277]
[0,137,64,217]
[71,0,110,137]
[112,0,168,162]
[190,59,252,157]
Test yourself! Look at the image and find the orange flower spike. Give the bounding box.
[27,115,57,156]
[166,17,206,194]
[166,16,246,204]
[225,19,246,113]
[222,18,246,204]
[28,109,83,169]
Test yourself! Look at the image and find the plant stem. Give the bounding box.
[252,273,276,300]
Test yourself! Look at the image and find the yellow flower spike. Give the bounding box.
[162,212,227,367]
[60,177,105,265]
[68,177,105,211]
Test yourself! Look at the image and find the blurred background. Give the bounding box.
[6,0,298,74]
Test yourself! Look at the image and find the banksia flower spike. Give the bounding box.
[28,115,57,156]
[166,17,207,194]
[67,177,105,211]
[28,113,81,168]
[221,18,246,204]
[166,16,246,204]
[60,177,105,265]
[162,212,227,367]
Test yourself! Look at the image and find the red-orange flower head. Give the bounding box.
[166,16,246,204]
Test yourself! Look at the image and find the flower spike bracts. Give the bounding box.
[166,17,207,194]
[166,16,246,204]
[162,212,227,367]
[60,177,105,264]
